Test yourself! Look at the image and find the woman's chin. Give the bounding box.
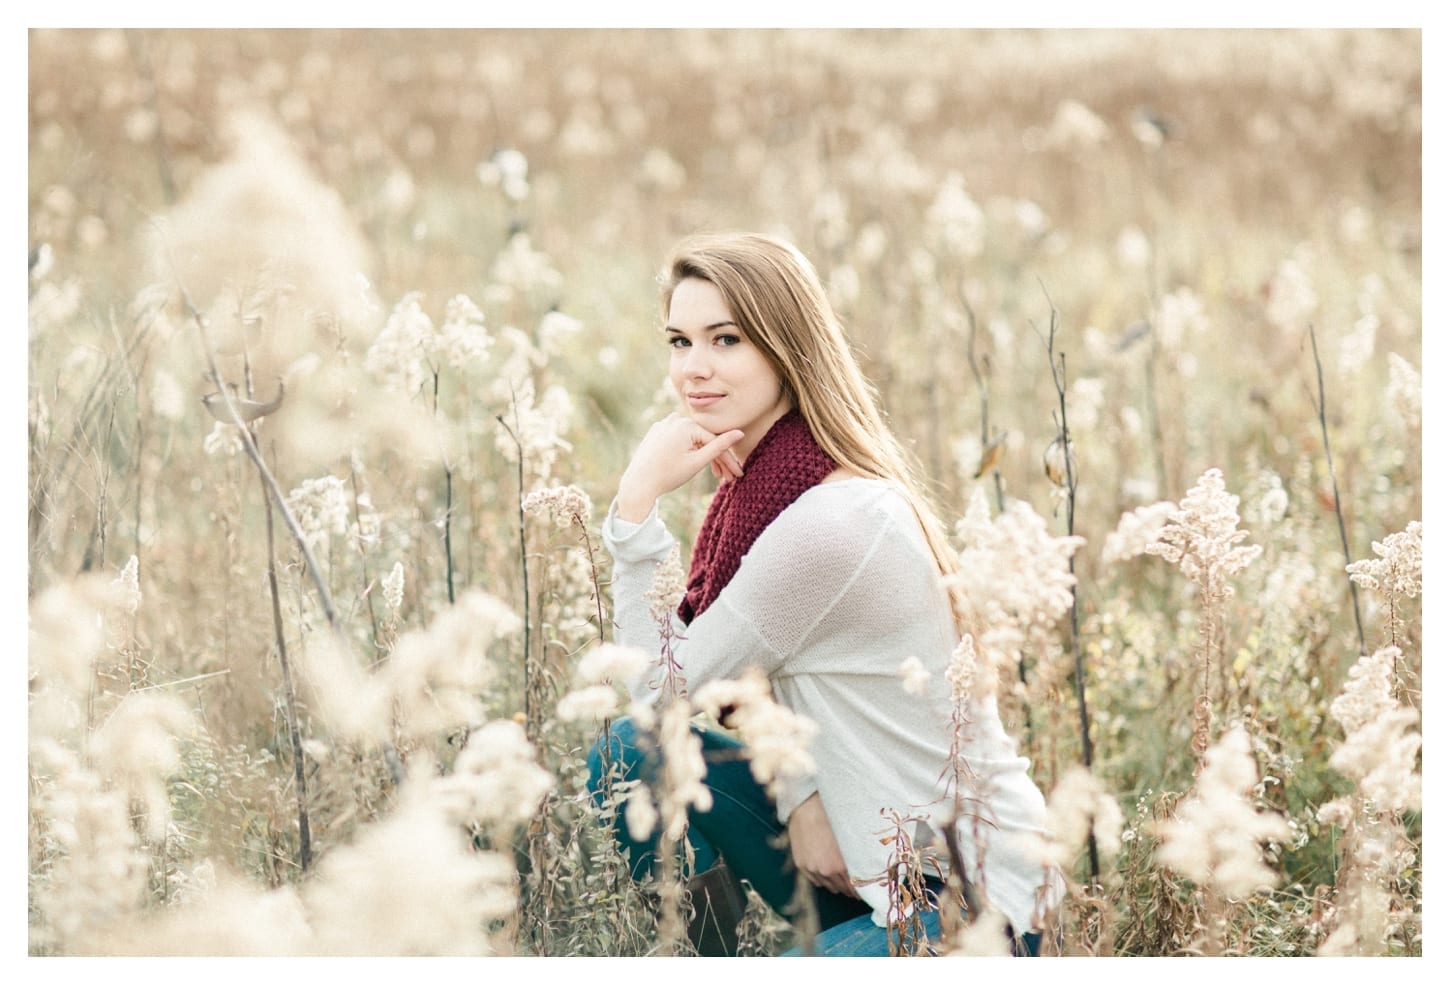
[685,408,733,433]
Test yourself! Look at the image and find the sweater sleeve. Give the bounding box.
[604,487,893,697]
[603,485,898,820]
[600,498,684,701]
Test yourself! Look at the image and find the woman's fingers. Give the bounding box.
[787,791,860,900]
[690,428,744,469]
[716,447,744,479]
[677,415,744,478]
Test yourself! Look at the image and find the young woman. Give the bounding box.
[588,232,1061,956]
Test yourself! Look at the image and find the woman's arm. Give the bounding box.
[614,413,743,522]
[606,469,897,704]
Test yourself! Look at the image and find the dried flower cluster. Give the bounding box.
[301,803,520,955]
[284,474,351,553]
[1314,647,1421,956]
[112,554,141,614]
[1386,352,1421,429]
[381,561,405,613]
[926,172,986,258]
[694,669,818,802]
[363,291,494,395]
[364,291,435,395]
[202,419,244,457]
[1143,468,1262,599]
[644,545,686,623]
[495,378,575,483]
[944,635,977,704]
[1346,519,1422,600]
[948,487,1084,698]
[1038,766,1124,870]
[1347,519,1422,651]
[436,719,555,836]
[556,643,649,723]
[522,483,593,528]
[897,655,932,696]
[945,909,1013,956]
[1264,252,1318,334]
[1155,725,1290,898]
[29,577,196,951]
[477,147,530,201]
[1320,647,1421,819]
[1131,469,1265,770]
[300,589,520,746]
[1101,501,1177,565]
[618,701,711,850]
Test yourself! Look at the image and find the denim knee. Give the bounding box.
[586,716,645,804]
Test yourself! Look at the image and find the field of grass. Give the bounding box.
[27,28,1421,957]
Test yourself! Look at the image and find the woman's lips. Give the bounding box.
[687,393,724,408]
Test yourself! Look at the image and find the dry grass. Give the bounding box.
[27,28,1420,957]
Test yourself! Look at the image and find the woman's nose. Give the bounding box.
[681,344,713,378]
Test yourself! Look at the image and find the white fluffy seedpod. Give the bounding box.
[1155,726,1291,897]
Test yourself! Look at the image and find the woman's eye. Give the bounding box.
[714,334,740,347]
[667,335,689,348]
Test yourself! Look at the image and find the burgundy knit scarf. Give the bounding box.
[678,409,836,624]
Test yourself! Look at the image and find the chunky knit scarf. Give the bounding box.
[678,409,836,624]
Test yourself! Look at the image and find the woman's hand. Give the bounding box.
[616,413,744,522]
[787,792,858,899]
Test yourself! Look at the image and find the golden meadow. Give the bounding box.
[27,28,1421,956]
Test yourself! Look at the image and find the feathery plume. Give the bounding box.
[381,561,405,614]
[1320,647,1421,817]
[1346,520,1422,601]
[284,475,351,553]
[1038,766,1124,870]
[898,656,931,696]
[1155,726,1290,898]
[1102,501,1176,565]
[112,555,140,615]
[694,669,817,802]
[1144,468,1262,595]
[522,483,593,528]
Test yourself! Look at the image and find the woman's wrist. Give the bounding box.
[614,487,658,524]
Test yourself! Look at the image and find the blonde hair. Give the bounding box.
[661,232,968,632]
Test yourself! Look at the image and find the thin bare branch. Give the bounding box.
[1309,323,1368,656]
[1036,283,1101,884]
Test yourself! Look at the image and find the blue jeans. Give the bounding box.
[586,717,1040,957]
[780,904,1045,957]
[586,717,872,933]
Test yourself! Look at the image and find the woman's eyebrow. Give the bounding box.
[664,320,738,334]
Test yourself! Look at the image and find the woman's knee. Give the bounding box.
[586,717,646,797]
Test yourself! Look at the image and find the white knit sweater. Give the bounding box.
[603,476,1061,933]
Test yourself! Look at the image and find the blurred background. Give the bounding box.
[26,28,1423,956]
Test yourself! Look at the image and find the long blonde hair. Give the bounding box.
[661,232,968,632]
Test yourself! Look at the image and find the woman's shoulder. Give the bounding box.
[771,476,918,542]
[805,474,910,510]
[736,477,943,598]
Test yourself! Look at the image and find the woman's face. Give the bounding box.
[666,276,790,460]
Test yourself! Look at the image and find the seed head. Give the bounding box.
[1155,725,1290,897]
[1346,520,1422,600]
[645,545,686,623]
[381,562,405,613]
[1144,468,1262,595]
